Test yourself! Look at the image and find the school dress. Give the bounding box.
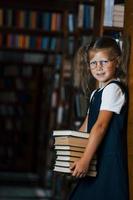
[69,80,129,200]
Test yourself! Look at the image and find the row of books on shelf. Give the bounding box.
[0,104,33,117]
[0,78,37,91]
[0,4,94,31]
[0,34,75,55]
[0,33,64,51]
[112,4,125,27]
[67,4,94,30]
[0,9,63,31]
[104,1,125,27]
[53,130,97,177]
[0,92,32,103]
[77,4,94,29]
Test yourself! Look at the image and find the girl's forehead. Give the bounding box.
[89,49,111,59]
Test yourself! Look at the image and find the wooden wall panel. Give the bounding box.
[124,0,133,199]
[128,155,133,200]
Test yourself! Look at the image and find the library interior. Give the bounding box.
[0,0,133,199]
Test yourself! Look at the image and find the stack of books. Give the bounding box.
[53,130,97,177]
[112,4,125,27]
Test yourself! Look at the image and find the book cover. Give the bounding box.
[51,13,57,31]
[113,4,125,12]
[0,9,3,27]
[56,155,97,165]
[54,136,88,148]
[56,150,83,157]
[112,21,124,27]
[103,0,115,26]
[77,4,84,28]
[53,130,89,138]
[67,13,75,32]
[54,145,85,152]
[56,155,79,162]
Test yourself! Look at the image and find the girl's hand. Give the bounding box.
[70,158,89,178]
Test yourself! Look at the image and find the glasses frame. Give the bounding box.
[88,58,116,70]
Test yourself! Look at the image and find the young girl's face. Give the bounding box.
[88,49,118,85]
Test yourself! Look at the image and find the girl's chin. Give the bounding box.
[95,76,107,81]
[96,77,110,84]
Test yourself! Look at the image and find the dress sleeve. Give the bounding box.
[100,83,125,114]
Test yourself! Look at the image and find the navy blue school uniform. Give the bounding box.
[69,81,129,200]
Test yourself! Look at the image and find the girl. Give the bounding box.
[69,36,129,200]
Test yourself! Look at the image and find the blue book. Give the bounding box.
[42,36,49,49]
[50,37,56,51]
[55,54,62,69]
[83,5,91,29]
[29,36,36,48]
[67,13,75,32]
[42,12,51,31]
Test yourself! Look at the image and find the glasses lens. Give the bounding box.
[89,59,113,69]
[90,61,97,69]
[100,60,109,66]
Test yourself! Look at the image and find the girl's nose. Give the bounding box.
[96,61,103,70]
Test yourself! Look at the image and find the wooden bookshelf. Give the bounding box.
[124,0,133,199]
[101,0,125,39]
[0,0,104,198]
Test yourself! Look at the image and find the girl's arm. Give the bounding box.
[71,110,113,177]
[78,115,88,132]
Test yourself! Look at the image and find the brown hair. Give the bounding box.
[73,44,96,97]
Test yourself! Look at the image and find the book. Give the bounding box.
[103,0,114,26]
[56,150,84,157]
[54,145,85,152]
[53,130,97,177]
[54,136,88,148]
[56,150,96,160]
[113,4,125,12]
[112,21,124,27]
[53,166,97,177]
[55,160,97,171]
[56,155,97,165]
[53,130,89,138]
[77,4,84,28]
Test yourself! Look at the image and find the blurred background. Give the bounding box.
[0,0,133,200]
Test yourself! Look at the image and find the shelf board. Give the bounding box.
[0,47,63,54]
[103,26,124,32]
[0,27,64,37]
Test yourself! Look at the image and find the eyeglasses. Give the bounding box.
[88,58,116,70]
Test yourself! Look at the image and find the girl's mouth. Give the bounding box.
[96,72,105,76]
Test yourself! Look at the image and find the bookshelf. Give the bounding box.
[0,57,44,171]
[0,0,106,198]
[102,0,125,40]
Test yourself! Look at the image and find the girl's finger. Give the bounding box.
[72,168,79,177]
[70,162,76,170]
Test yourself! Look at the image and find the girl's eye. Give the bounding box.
[90,61,97,66]
[101,60,109,65]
